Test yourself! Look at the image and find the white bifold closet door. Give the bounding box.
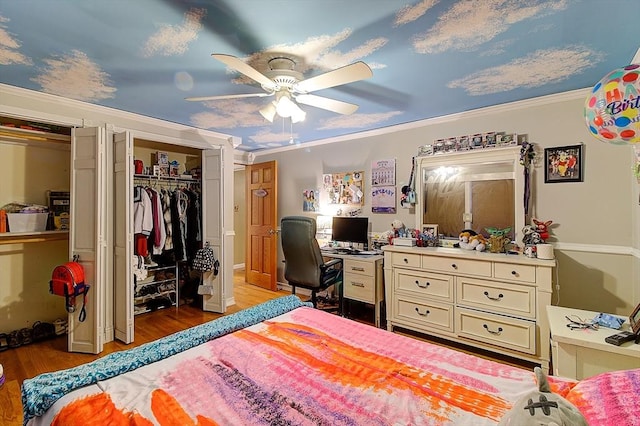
[202,148,226,314]
[68,127,107,354]
[113,131,134,344]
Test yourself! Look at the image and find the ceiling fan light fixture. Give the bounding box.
[275,95,297,118]
[291,107,306,123]
[259,102,277,122]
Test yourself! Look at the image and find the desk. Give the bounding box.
[547,305,640,379]
[322,251,384,327]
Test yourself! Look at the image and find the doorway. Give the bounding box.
[244,161,278,291]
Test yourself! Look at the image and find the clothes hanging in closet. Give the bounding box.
[133,186,153,257]
[169,187,202,262]
[145,187,166,255]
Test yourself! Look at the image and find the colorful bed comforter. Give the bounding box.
[23,295,640,425]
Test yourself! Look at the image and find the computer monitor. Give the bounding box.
[331,216,369,248]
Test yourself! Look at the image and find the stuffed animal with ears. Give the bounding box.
[391,219,406,237]
[498,367,588,426]
[522,225,543,246]
[458,230,486,251]
[532,219,553,242]
[458,229,476,249]
[469,233,487,251]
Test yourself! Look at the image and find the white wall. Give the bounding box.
[255,89,638,315]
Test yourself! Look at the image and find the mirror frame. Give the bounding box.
[416,146,525,245]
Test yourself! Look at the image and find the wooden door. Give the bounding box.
[68,127,106,354]
[245,161,278,291]
[113,131,134,343]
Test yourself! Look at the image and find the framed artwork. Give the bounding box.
[544,144,583,183]
[422,224,438,237]
[302,189,319,212]
[371,185,396,213]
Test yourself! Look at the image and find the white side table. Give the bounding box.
[547,305,640,380]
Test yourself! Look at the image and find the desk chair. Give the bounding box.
[280,216,343,312]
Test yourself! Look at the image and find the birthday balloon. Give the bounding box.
[584,64,640,145]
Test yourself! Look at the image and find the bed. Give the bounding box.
[22,295,640,425]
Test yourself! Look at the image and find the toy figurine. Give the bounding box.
[532,218,553,242]
[485,227,512,253]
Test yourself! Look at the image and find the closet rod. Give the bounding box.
[133,174,199,184]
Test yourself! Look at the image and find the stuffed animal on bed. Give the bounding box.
[498,367,588,426]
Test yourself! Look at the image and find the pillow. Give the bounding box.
[498,367,588,426]
[565,368,640,426]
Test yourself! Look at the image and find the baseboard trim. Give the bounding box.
[554,242,636,256]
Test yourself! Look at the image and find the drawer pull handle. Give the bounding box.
[352,267,365,272]
[403,258,409,263]
[511,270,517,275]
[351,282,365,287]
[415,307,430,316]
[415,280,430,288]
[483,324,503,335]
[484,291,504,301]
[451,263,458,269]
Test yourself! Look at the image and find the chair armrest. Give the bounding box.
[320,258,342,271]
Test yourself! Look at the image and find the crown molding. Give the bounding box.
[0,83,234,145]
[250,88,592,157]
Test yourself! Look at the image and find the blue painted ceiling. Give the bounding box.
[1,0,638,152]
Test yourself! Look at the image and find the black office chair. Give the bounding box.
[280,216,343,311]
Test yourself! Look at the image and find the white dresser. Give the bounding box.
[383,245,556,371]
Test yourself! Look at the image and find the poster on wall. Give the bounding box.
[324,171,364,206]
[371,185,396,213]
[371,159,396,213]
[371,159,395,186]
[302,189,319,212]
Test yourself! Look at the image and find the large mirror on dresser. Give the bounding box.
[416,146,525,244]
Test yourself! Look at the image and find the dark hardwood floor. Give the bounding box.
[0,269,291,425]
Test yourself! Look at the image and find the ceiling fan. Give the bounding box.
[186,54,373,123]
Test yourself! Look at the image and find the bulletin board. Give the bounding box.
[322,171,364,206]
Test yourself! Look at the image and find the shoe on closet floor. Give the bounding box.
[144,256,158,267]
[53,318,68,336]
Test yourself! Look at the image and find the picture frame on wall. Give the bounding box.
[544,144,583,183]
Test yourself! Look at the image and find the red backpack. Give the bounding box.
[49,257,90,322]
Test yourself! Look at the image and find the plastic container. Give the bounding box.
[7,212,48,232]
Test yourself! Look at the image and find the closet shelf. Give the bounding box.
[0,230,69,245]
[136,277,176,289]
[0,125,71,144]
[134,290,176,303]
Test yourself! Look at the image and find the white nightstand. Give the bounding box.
[547,305,640,380]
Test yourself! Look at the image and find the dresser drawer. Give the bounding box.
[395,270,453,302]
[394,295,454,332]
[344,259,375,276]
[456,308,536,354]
[391,252,422,268]
[422,256,491,277]
[343,272,375,303]
[456,277,535,319]
[494,262,536,283]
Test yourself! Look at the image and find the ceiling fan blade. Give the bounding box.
[212,54,278,91]
[294,62,373,93]
[185,92,272,102]
[296,94,359,115]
